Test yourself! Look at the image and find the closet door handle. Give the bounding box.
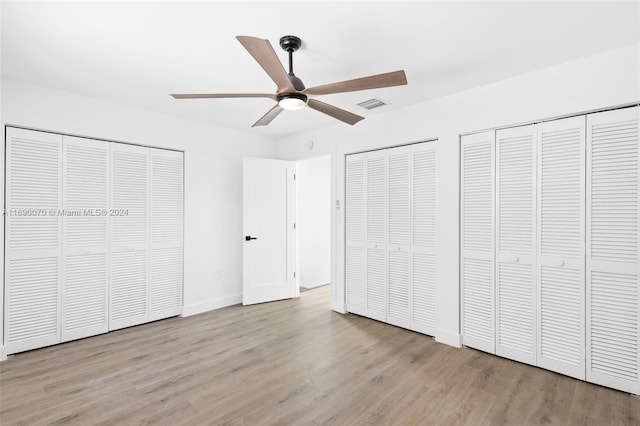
[553,259,565,267]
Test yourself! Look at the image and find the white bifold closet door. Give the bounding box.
[62,136,109,342]
[586,107,640,395]
[110,143,150,331]
[411,143,437,335]
[345,141,437,335]
[536,116,585,380]
[461,106,639,394]
[461,131,495,354]
[149,148,184,321]
[365,149,388,322]
[495,125,537,365]
[4,128,63,354]
[345,153,366,315]
[387,145,411,328]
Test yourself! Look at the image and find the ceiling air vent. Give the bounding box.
[357,97,389,110]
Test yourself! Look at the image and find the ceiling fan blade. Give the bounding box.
[307,99,364,126]
[303,70,407,96]
[171,93,276,100]
[236,36,295,94]
[252,104,284,127]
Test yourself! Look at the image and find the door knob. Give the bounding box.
[245,236,257,241]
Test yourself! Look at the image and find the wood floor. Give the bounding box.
[1,286,638,425]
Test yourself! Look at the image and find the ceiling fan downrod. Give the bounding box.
[279,35,305,91]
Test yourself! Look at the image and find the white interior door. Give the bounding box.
[243,157,296,305]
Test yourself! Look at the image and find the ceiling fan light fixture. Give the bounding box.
[278,93,307,110]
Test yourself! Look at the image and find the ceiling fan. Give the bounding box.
[171,35,408,127]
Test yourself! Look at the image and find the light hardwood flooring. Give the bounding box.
[1,285,639,425]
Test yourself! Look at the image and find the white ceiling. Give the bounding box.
[2,1,638,139]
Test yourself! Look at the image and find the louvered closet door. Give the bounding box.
[461,131,495,353]
[586,106,640,394]
[110,144,150,330]
[495,125,537,365]
[5,128,63,355]
[365,149,388,322]
[386,145,411,328]
[411,142,436,335]
[345,153,366,315]
[149,148,184,321]
[536,117,585,380]
[62,136,109,342]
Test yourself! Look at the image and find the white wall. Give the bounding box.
[0,77,278,357]
[277,43,640,347]
[297,156,331,289]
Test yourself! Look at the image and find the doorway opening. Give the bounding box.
[296,155,331,293]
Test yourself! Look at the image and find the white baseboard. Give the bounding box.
[182,293,242,317]
[0,345,7,362]
[435,329,462,348]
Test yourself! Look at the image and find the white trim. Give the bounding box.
[435,329,462,348]
[0,346,7,362]
[331,303,347,314]
[181,293,242,317]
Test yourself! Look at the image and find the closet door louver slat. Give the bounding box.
[412,143,436,335]
[496,126,536,365]
[62,136,109,342]
[5,128,63,355]
[587,107,640,394]
[461,131,495,353]
[537,117,585,380]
